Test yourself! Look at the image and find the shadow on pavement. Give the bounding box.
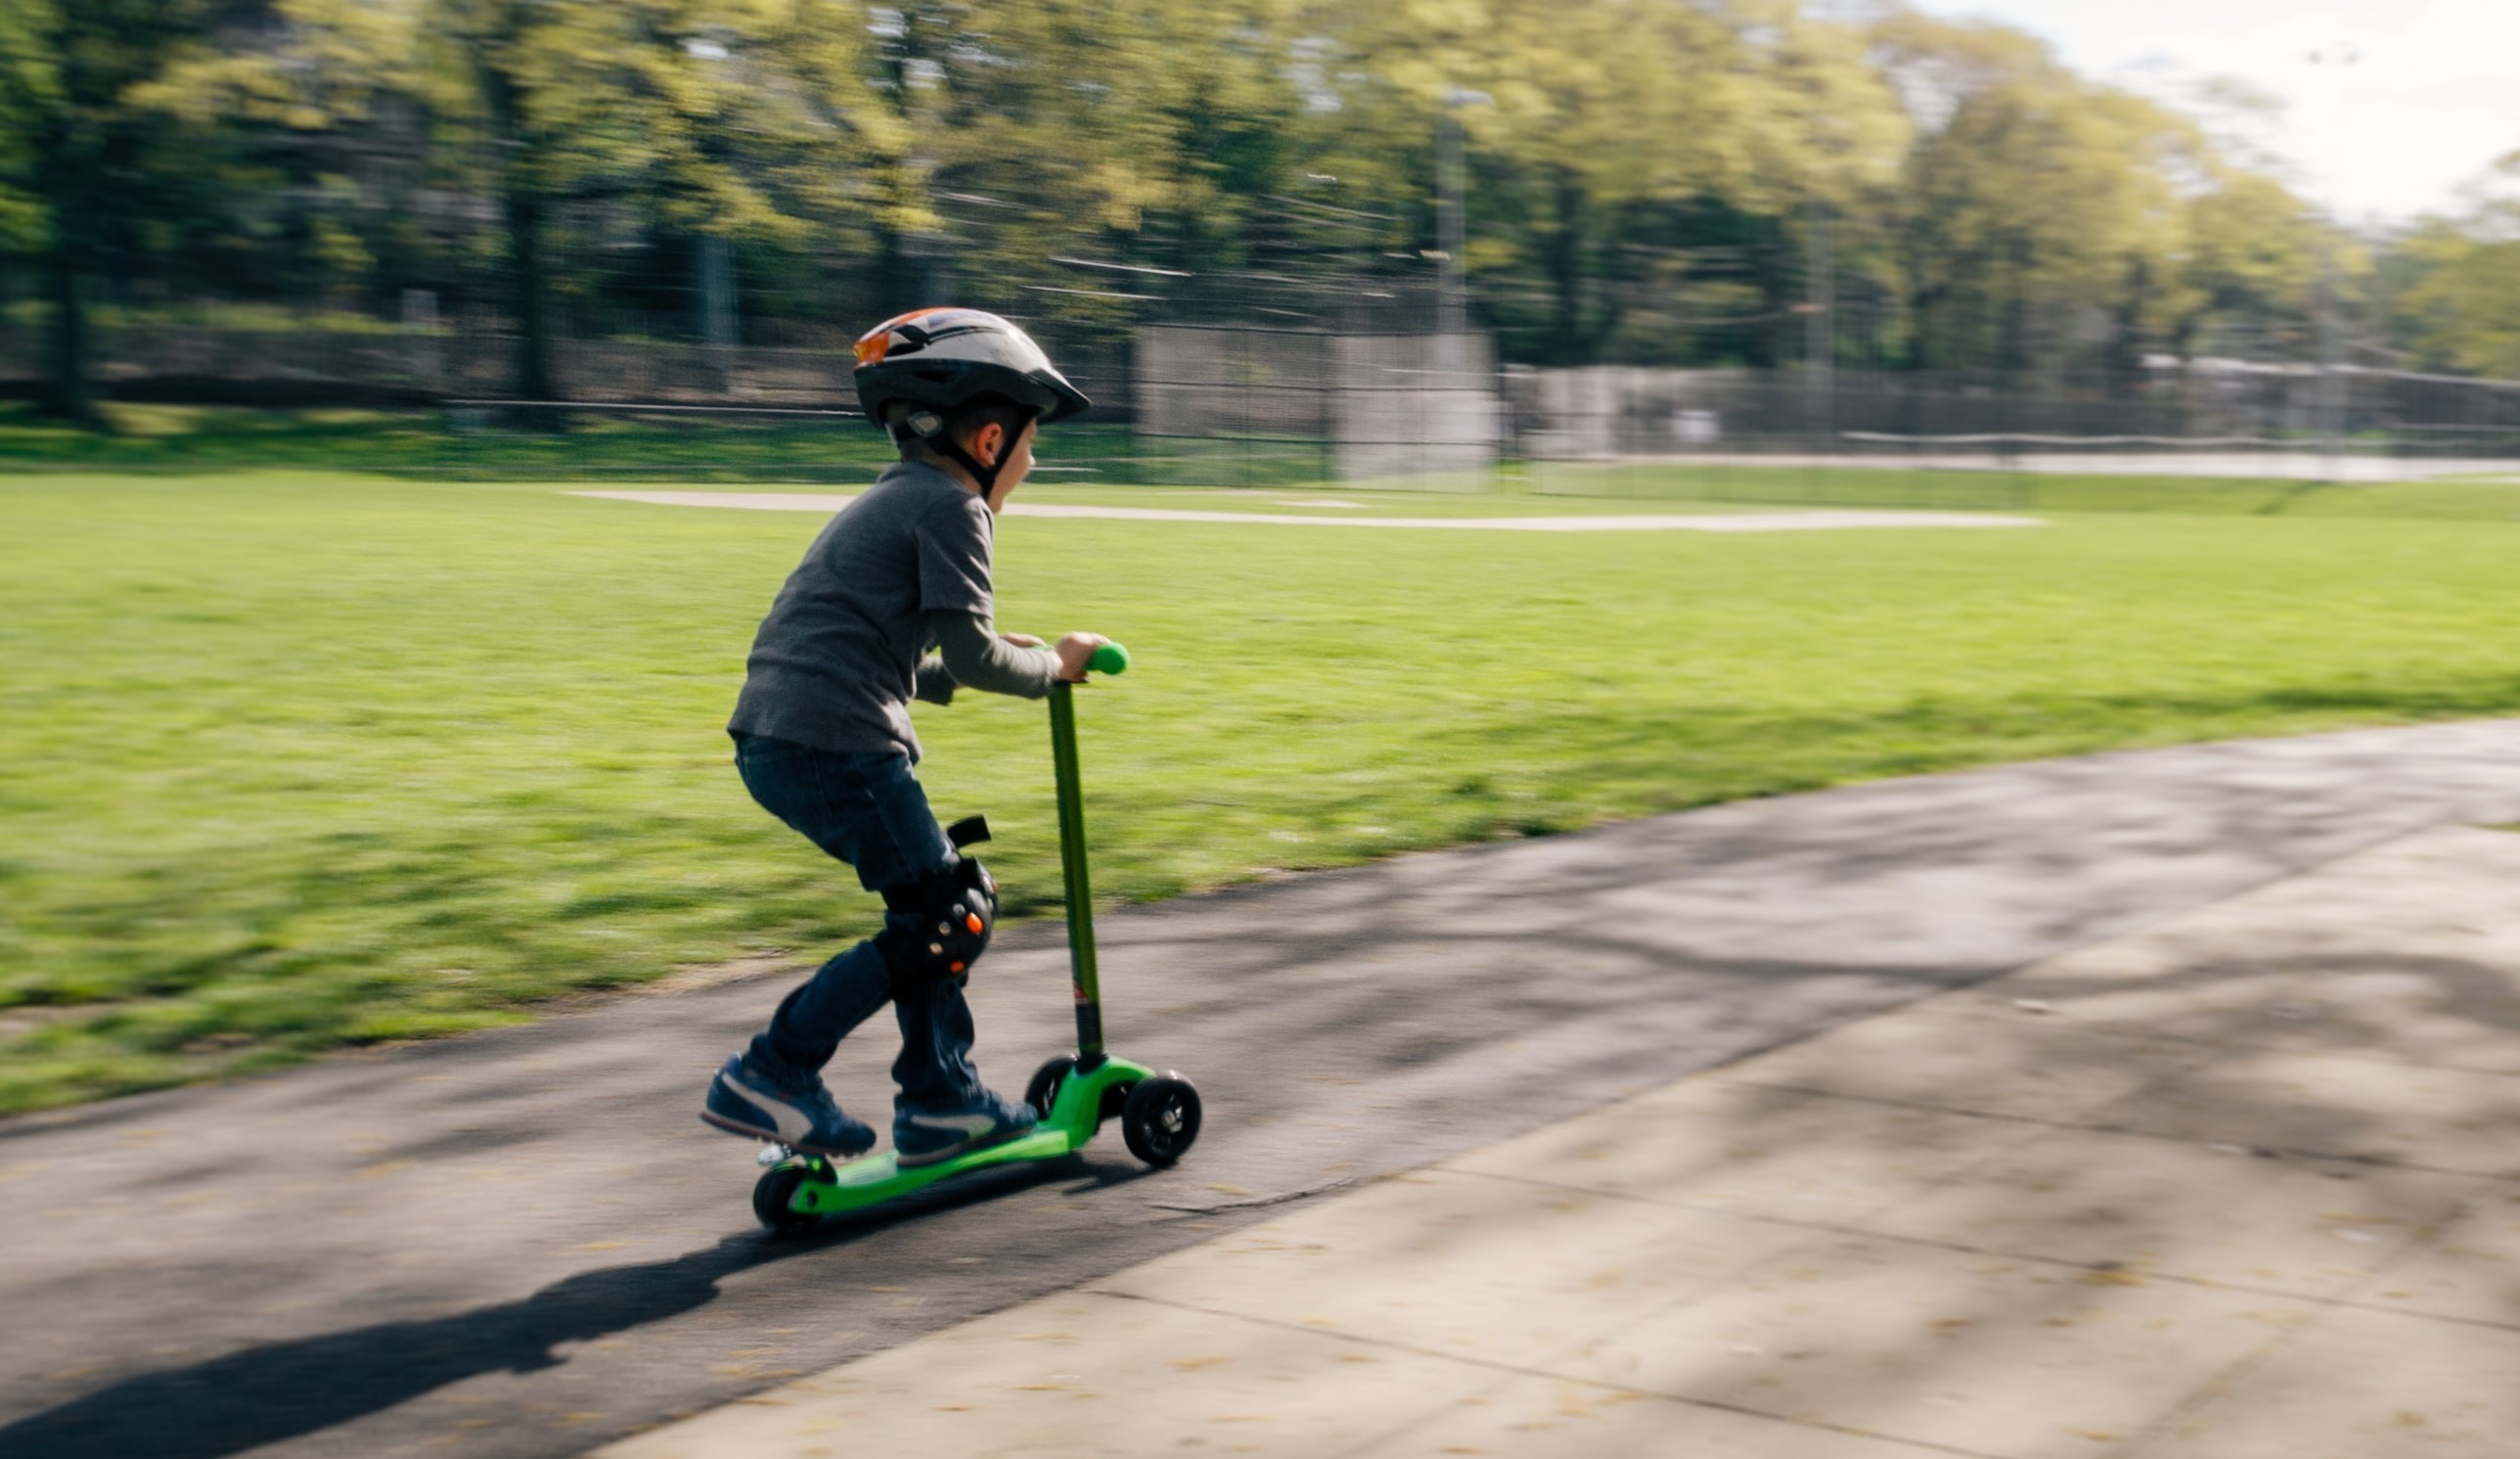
[0,1237,782,1459]
[0,1157,1090,1459]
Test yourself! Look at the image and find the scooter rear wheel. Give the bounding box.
[1121,1075,1202,1166]
[1024,1055,1078,1118]
[751,1164,819,1237]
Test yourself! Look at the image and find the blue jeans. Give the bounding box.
[733,733,981,1110]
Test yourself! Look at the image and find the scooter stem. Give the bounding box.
[1048,679,1105,1068]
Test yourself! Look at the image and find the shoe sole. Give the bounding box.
[699,1109,874,1161]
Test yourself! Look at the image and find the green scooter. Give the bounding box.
[749,643,1200,1234]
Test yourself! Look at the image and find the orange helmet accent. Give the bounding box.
[853,307,951,367]
[851,306,1093,439]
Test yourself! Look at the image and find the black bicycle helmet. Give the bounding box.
[853,307,1092,442]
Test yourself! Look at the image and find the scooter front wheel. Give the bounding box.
[1121,1074,1201,1166]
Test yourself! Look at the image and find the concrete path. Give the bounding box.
[566,490,2039,533]
[6,721,2520,1459]
[598,825,2520,1458]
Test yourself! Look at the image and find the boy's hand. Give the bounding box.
[1054,632,1108,681]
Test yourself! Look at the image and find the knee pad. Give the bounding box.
[877,854,998,994]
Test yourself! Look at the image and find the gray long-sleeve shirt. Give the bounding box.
[728,460,1058,760]
[916,610,1059,705]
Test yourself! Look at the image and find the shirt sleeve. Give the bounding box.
[913,655,958,706]
[928,611,1060,700]
[914,494,997,617]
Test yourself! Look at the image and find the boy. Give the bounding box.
[701,307,1103,1165]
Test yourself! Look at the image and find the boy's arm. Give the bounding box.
[927,611,1060,699]
[913,654,959,706]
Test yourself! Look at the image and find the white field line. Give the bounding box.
[567,490,2039,533]
[1541,451,2520,483]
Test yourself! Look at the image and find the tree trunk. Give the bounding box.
[1750,214,1791,371]
[38,149,96,423]
[1545,170,1584,365]
[2102,262,2150,401]
[1999,239,2035,377]
[505,187,557,403]
[1907,284,1944,372]
[43,236,92,422]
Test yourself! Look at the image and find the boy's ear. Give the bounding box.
[966,419,1007,468]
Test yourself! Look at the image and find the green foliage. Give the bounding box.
[2173,169,2320,357]
[1879,13,2199,373]
[2392,155,2520,379]
[391,0,911,391]
[0,0,229,414]
[0,1,50,252]
[1527,459,2520,520]
[2402,233,2520,378]
[0,2,2511,419]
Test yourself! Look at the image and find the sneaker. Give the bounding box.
[893,1088,1038,1167]
[700,1054,877,1158]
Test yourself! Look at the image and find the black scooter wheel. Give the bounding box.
[751,1165,818,1237]
[1121,1074,1202,1167]
[1024,1055,1078,1119]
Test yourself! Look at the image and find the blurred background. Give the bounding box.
[2,0,2514,490]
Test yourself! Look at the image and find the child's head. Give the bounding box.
[852,308,1089,507]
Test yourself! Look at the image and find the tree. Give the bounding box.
[1296,0,1905,366]
[2393,153,2520,379]
[2170,169,2319,361]
[212,0,912,399]
[0,0,2392,400]
[0,9,49,277]
[425,0,912,398]
[1873,10,2194,383]
[844,0,1317,338]
[0,0,217,420]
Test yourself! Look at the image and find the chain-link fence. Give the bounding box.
[8,311,2518,494]
[1508,363,2520,506]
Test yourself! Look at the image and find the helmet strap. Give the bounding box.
[896,400,1035,497]
[933,409,1037,497]
[938,435,1008,496]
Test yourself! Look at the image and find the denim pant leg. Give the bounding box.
[887,945,981,1110]
[733,736,981,1107]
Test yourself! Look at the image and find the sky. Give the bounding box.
[1912,0,2520,222]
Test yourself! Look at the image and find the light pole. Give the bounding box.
[687,36,739,393]
[1804,197,1834,448]
[2308,43,2358,481]
[1436,88,1491,344]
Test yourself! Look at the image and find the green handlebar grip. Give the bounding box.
[1089,642,1130,676]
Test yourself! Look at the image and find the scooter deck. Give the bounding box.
[776,1055,1153,1219]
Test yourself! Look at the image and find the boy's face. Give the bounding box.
[976,419,1037,515]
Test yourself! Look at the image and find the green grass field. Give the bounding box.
[8,467,2520,1114]
[1526,459,2520,518]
